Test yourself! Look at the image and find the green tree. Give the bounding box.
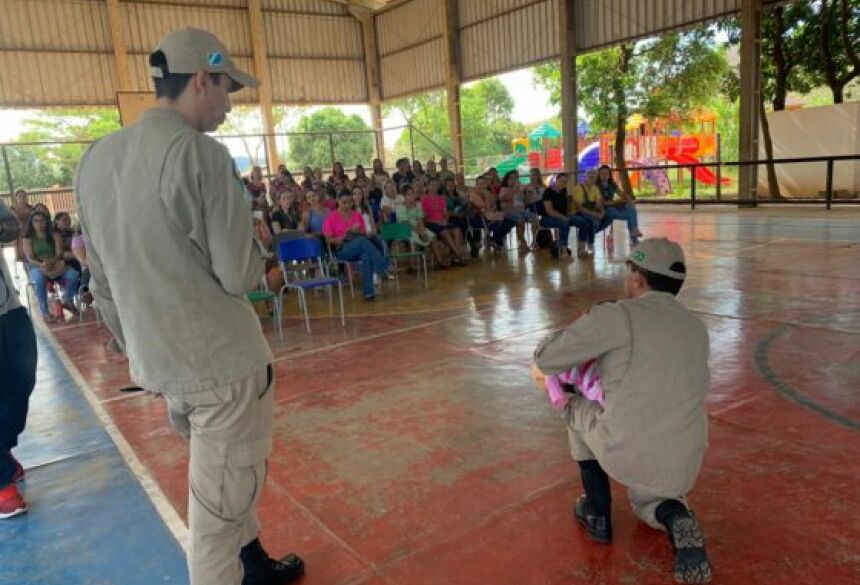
[385,79,525,174]
[287,108,374,170]
[217,105,286,170]
[533,28,727,194]
[809,0,860,103]
[722,3,819,199]
[8,108,120,190]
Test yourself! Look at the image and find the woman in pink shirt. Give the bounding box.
[323,192,392,301]
[422,182,465,265]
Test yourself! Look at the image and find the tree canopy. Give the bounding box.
[384,78,525,174]
[6,108,120,191]
[286,107,374,170]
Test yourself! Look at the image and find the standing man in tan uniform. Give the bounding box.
[533,239,713,584]
[74,28,304,585]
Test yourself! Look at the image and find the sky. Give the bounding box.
[0,67,559,143]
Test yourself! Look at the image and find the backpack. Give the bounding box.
[536,229,554,249]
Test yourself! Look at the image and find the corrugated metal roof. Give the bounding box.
[0,51,117,106]
[460,0,558,81]
[122,2,253,56]
[378,36,445,99]
[458,0,543,28]
[269,57,367,102]
[0,0,783,107]
[265,11,363,58]
[0,0,112,52]
[263,0,349,14]
[375,0,443,56]
[577,0,742,51]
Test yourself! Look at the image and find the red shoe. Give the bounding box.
[0,483,27,519]
[10,453,24,483]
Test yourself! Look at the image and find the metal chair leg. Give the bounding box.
[337,283,345,327]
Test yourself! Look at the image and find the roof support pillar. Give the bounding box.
[105,0,132,92]
[443,0,464,173]
[352,6,386,166]
[738,0,762,206]
[247,0,279,172]
[560,0,579,176]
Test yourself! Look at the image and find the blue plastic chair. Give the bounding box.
[277,238,345,334]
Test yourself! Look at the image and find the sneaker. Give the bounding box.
[668,514,713,584]
[0,483,27,519]
[573,495,612,544]
[241,538,304,585]
[10,453,24,483]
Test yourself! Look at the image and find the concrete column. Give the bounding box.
[443,0,464,173]
[105,0,132,92]
[352,7,386,166]
[738,0,762,206]
[560,0,579,175]
[247,0,279,172]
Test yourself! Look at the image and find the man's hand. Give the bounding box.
[255,219,272,249]
[530,362,547,393]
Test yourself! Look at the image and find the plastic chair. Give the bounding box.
[278,238,345,334]
[324,239,360,299]
[247,276,282,341]
[380,222,428,289]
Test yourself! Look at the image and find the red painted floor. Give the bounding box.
[45,208,860,584]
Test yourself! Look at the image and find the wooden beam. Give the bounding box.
[105,0,132,92]
[351,6,386,165]
[247,0,280,171]
[560,0,579,175]
[738,0,762,205]
[442,0,463,173]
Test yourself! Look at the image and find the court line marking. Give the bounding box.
[34,319,190,552]
[274,308,493,363]
[754,320,860,431]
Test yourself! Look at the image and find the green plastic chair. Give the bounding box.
[247,277,283,341]
[380,222,428,289]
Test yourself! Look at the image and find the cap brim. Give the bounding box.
[225,68,259,92]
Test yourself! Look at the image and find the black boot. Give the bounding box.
[655,500,713,584]
[241,538,305,585]
[573,460,612,543]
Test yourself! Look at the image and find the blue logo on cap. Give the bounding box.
[208,52,223,66]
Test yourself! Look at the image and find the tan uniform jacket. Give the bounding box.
[74,108,273,396]
[534,292,710,495]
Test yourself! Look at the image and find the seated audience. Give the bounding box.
[247,165,268,207]
[395,186,435,250]
[271,189,304,234]
[328,162,350,191]
[469,175,515,254]
[23,210,80,322]
[499,170,538,252]
[53,212,80,272]
[438,158,455,184]
[380,180,402,223]
[323,192,392,301]
[352,185,378,236]
[300,166,314,189]
[442,177,469,236]
[422,181,465,265]
[571,169,605,255]
[392,158,415,189]
[302,189,330,236]
[425,160,439,182]
[12,189,34,263]
[596,165,643,241]
[540,173,593,259]
[411,159,425,183]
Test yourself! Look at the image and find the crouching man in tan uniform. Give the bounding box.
[75,28,303,585]
[533,239,713,584]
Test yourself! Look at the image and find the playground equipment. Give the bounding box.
[498,110,729,193]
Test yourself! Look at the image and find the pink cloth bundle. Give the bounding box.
[545,359,605,410]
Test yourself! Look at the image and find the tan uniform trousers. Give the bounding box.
[167,365,274,585]
[565,404,689,530]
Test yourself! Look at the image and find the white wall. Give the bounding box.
[758,102,860,198]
